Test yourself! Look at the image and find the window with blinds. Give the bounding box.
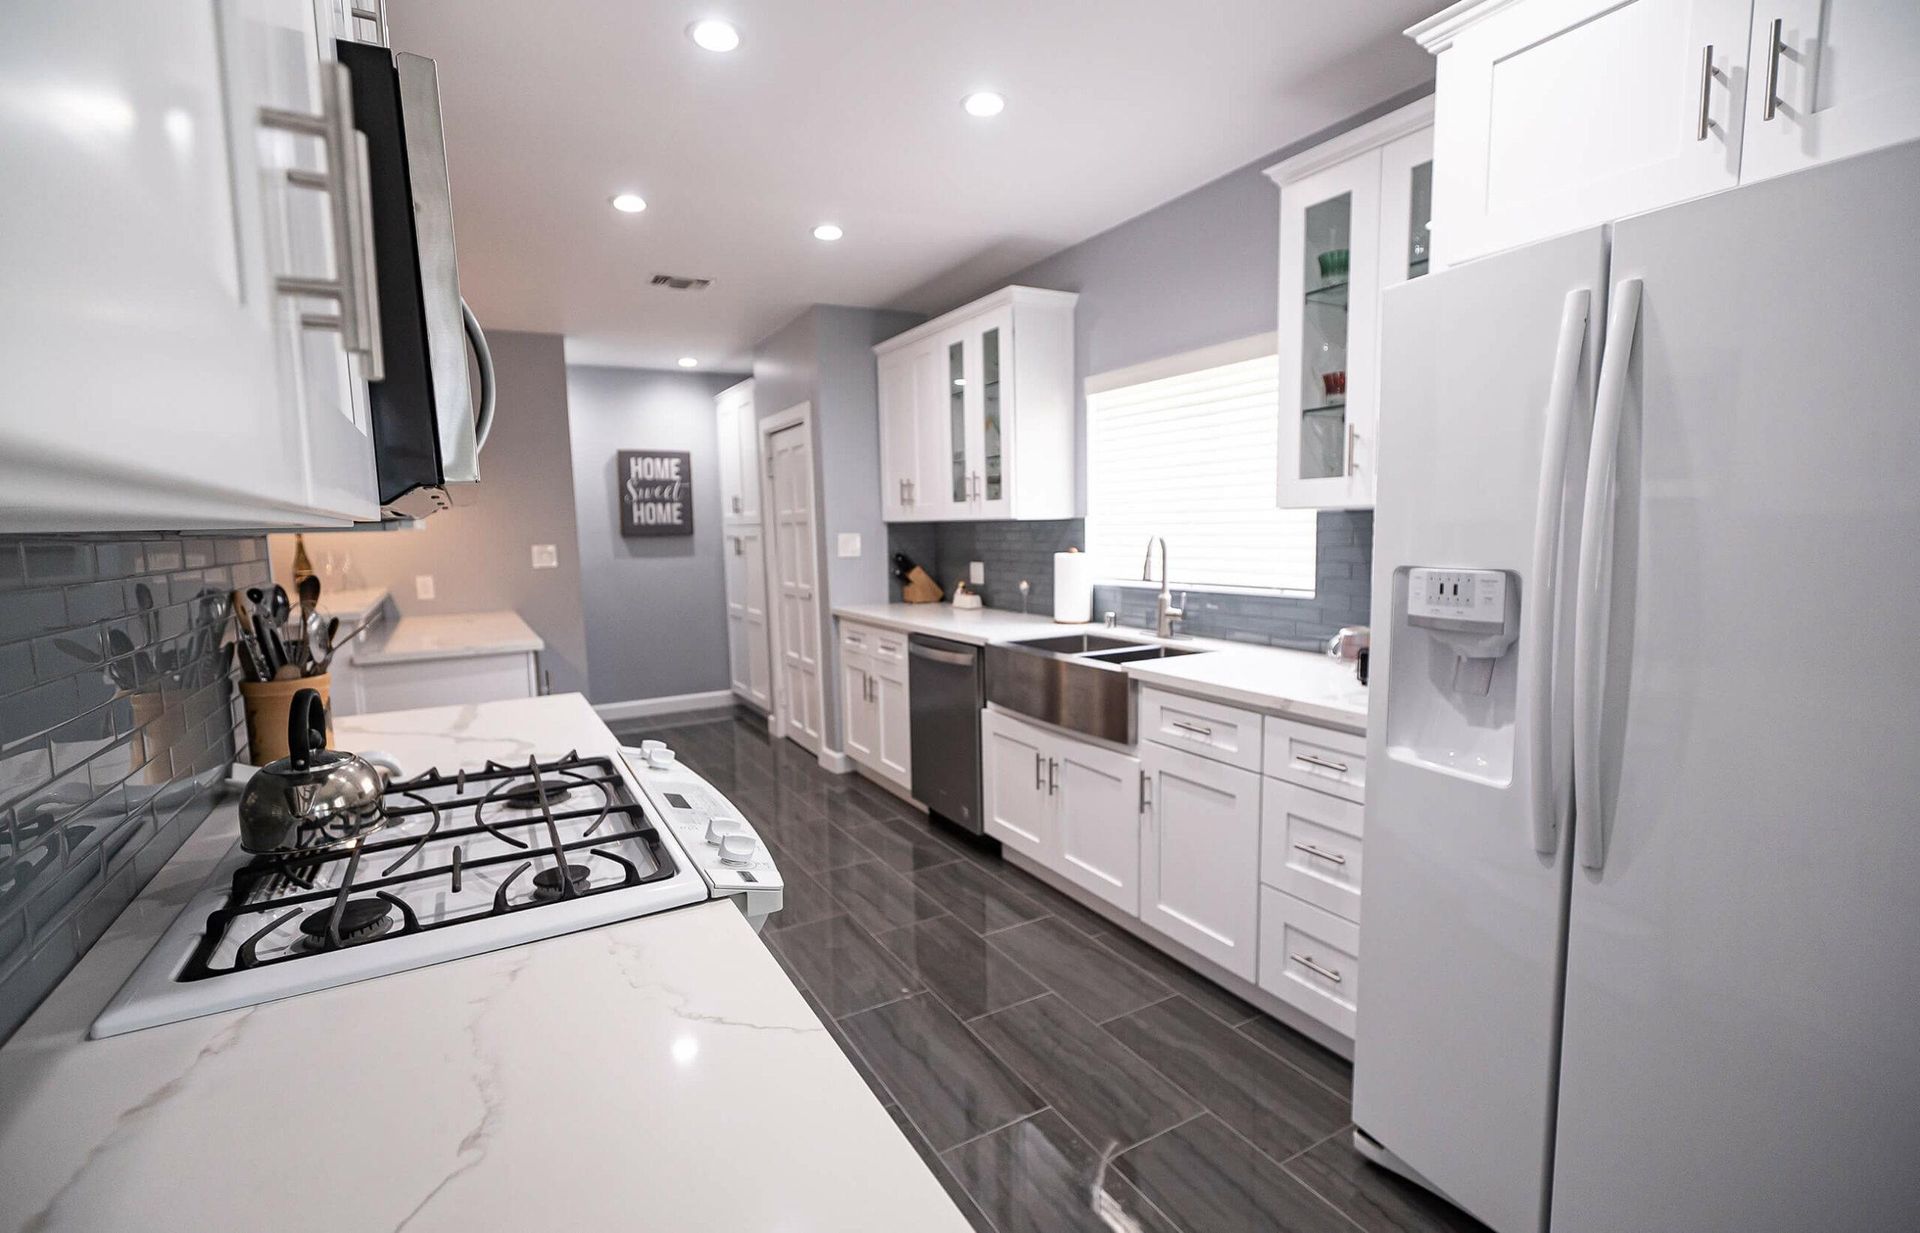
[1086,352,1317,594]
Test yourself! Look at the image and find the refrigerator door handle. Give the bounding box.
[1523,287,1592,856]
[1572,278,1644,872]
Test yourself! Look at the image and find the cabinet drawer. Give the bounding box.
[839,621,877,654]
[869,629,909,681]
[1263,716,1366,802]
[1260,779,1363,922]
[1259,887,1359,1038]
[1138,686,1262,772]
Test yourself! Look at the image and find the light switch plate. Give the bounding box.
[837,533,861,559]
[414,574,436,601]
[531,544,559,569]
[969,561,985,585]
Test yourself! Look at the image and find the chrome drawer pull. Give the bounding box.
[1290,953,1343,983]
[1170,720,1214,739]
[1762,18,1784,122]
[1035,751,1045,791]
[1293,843,1348,866]
[1297,753,1350,774]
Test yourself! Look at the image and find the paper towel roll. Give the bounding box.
[1053,550,1093,623]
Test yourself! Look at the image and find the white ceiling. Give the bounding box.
[390,0,1442,372]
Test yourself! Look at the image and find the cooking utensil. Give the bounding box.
[270,584,291,631]
[230,590,272,682]
[298,574,320,626]
[237,688,401,855]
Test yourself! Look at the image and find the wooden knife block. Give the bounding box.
[900,567,944,604]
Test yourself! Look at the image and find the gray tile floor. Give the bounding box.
[618,709,1487,1233]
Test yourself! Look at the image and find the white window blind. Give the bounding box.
[1086,353,1317,594]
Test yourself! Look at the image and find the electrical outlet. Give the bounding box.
[837,533,861,559]
[415,574,436,601]
[531,544,559,569]
[969,561,985,585]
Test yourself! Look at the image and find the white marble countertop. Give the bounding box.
[832,602,1368,730]
[314,584,389,627]
[352,610,545,666]
[0,694,969,1233]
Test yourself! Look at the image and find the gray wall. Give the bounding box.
[0,534,262,1042]
[752,306,923,750]
[271,331,592,696]
[565,365,746,705]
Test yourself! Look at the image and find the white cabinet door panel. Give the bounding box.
[1740,0,1920,181]
[982,710,1050,862]
[1054,739,1142,916]
[875,671,912,786]
[1429,0,1752,265]
[1139,740,1262,981]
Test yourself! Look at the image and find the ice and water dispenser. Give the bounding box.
[1384,567,1521,784]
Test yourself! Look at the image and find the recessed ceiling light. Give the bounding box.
[687,19,740,52]
[812,223,844,242]
[963,91,1005,118]
[611,193,647,214]
[677,356,699,368]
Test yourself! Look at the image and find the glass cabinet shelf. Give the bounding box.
[1303,280,1350,309]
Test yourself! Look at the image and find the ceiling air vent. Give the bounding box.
[650,274,713,291]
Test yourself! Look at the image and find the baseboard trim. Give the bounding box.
[593,690,736,723]
[816,747,853,774]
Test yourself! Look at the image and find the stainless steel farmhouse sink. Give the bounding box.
[986,634,1209,743]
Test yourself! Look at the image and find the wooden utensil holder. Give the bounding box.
[240,674,331,765]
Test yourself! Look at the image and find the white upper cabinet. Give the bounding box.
[716,379,759,526]
[1268,99,1434,510]
[0,0,379,532]
[1739,0,1920,182]
[1413,0,1919,263]
[874,286,1078,522]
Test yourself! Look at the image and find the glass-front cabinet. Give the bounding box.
[1269,102,1433,509]
[873,286,1075,523]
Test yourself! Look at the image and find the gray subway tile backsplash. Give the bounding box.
[887,511,1372,651]
[0,533,265,1043]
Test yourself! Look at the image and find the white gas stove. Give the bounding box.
[91,744,781,1038]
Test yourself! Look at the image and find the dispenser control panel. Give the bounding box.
[1408,568,1509,632]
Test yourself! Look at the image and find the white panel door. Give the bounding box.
[1552,140,1920,1233]
[725,531,751,697]
[768,423,821,752]
[1354,225,1609,1233]
[1740,0,1920,181]
[1138,741,1261,981]
[1054,739,1142,915]
[0,0,323,531]
[716,393,742,521]
[732,384,761,523]
[739,526,771,709]
[877,350,918,521]
[981,710,1050,863]
[1429,0,1752,265]
[909,341,952,520]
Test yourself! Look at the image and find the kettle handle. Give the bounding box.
[287,688,326,772]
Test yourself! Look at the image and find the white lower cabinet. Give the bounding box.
[1261,779,1364,923]
[982,708,1142,915]
[1139,739,1263,981]
[1259,888,1360,1038]
[839,620,911,792]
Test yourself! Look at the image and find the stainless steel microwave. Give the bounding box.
[339,40,494,519]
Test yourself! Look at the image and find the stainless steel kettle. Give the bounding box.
[238,688,401,855]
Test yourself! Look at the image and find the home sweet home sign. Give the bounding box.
[619,450,694,537]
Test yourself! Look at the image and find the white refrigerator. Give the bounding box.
[1355,139,1920,1233]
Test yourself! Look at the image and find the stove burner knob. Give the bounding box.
[719,834,758,866]
[705,817,744,846]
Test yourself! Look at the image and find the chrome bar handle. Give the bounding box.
[1171,720,1213,739]
[1297,752,1349,774]
[1695,44,1715,141]
[342,121,384,381]
[1290,953,1343,984]
[1047,757,1057,796]
[1293,843,1348,866]
[1345,422,1357,476]
[1762,18,1784,121]
[1035,751,1045,792]
[1138,769,1151,814]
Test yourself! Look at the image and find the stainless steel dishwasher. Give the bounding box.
[907,635,984,834]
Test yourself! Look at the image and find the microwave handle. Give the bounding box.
[463,298,496,453]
